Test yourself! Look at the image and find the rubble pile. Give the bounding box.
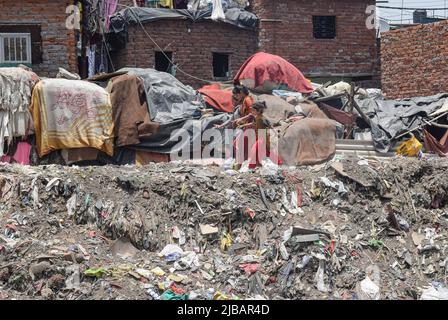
[1,157,448,300]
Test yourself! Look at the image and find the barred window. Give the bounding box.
[0,33,32,64]
[313,16,336,39]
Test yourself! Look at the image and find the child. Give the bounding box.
[237,101,282,168]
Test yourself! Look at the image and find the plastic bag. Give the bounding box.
[396,135,422,157]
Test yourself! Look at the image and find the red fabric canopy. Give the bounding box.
[234,52,314,94]
[198,83,234,113]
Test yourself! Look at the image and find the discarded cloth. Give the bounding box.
[29,79,115,157]
[107,74,160,147]
[277,103,337,166]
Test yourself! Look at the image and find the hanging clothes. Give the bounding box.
[0,67,39,157]
[88,44,96,78]
[173,0,188,9]
[160,0,174,8]
[13,141,32,165]
[104,0,119,31]
[211,0,225,21]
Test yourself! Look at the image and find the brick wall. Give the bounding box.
[111,20,257,89]
[251,0,377,78]
[0,0,78,77]
[381,20,448,99]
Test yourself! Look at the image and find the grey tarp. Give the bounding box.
[109,7,258,32]
[120,68,205,124]
[134,114,231,154]
[357,93,448,152]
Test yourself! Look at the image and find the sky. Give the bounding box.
[378,0,448,24]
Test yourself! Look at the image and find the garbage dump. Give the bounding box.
[1,156,447,300]
[1,47,448,301]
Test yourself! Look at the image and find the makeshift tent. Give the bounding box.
[357,93,448,152]
[120,68,205,124]
[29,79,115,157]
[198,83,234,113]
[234,52,314,94]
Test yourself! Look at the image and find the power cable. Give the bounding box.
[115,3,230,84]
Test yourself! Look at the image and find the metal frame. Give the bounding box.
[0,32,32,64]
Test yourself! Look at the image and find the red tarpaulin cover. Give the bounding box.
[234,52,314,94]
[198,83,234,113]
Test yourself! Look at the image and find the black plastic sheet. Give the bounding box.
[357,93,448,152]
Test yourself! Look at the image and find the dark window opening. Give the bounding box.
[213,53,229,78]
[155,51,173,73]
[313,16,336,39]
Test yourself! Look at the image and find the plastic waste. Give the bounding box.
[357,265,381,300]
[279,242,289,260]
[259,158,279,176]
[172,226,186,245]
[161,289,189,300]
[147,287,161,300]
[314,260,329,292]
[84,268,107,278]
[396,134,423,157]
[357,276,380,300]
[223,158,236,171]
[165,252,182,262]
[151,267,166,277]
[220,232,233,251]
[420,282,448,300]
[159,244,183,257]
[320,177,347,194]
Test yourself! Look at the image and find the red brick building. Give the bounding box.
[111,19,258,89]
[0,0,378,86]
[112,0,378,88]
[253,0,377,81]
[381,20,448,99]
[0,0,78,77]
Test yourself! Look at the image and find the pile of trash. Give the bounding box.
[1,155,447,300]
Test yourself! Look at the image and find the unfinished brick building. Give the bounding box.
[253,0,377,82]
[110,17,258,89]
[0,0,78,77]
[111,0,378,88]
[381,20,448,99]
